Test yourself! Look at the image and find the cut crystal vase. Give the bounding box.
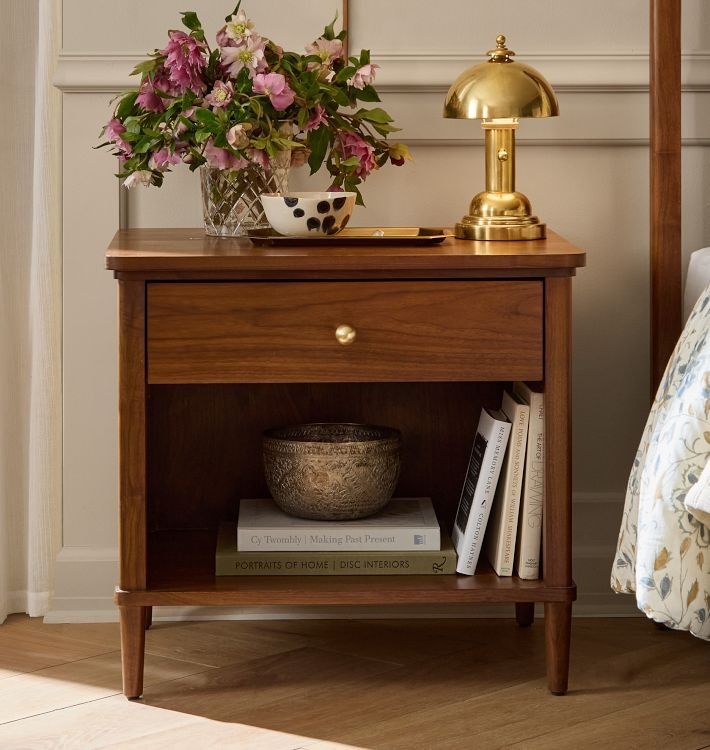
[200,153,289,237]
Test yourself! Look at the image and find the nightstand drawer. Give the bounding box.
[146,280,543,383]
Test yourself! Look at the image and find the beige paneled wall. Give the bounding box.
[52,0,710,621]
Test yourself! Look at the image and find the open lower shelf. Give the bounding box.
[113,530,576,607]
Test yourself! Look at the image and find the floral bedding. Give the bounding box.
[611,286,710,638]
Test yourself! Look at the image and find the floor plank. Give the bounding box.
[0,649,214,724]
[0,615,707,750]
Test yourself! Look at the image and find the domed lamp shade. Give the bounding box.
[443,35,559,240]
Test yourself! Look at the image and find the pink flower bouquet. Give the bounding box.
[98,4,410,204]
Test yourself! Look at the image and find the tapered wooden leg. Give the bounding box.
[120,606,146,699]
[545,601,572,695]
[515,602,535,627]
[144,606,153,630]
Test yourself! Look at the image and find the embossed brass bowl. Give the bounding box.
[262,423,402,521]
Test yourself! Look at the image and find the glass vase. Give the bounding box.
[200,154,290,237]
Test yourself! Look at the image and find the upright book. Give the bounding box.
[513,381,545,580]
[484,391,530,576]
[237,497,440,551]
[452,408,511,575]
[216,523,456,575]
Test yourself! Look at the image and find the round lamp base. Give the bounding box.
[454,219,547,241]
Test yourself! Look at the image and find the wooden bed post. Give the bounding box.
[649,0,682,392]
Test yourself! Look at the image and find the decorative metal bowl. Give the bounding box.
[262,423,402,521]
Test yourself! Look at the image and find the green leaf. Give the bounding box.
[355,85,380,103]
[297,107,309,129]
[323,11,339,41]
[116,91,138,119]
[193,108,219,129]
[133,137,160,154]
[340,156,360,168]
[307,125,330,174]
[334,66,356,83]
[371,122,401,136]
[180,11,202,32]
[195,128,211,144]
[130,58,160,77]
[357,107,393,124]
[330,87,351,107]
[224,1,241,22]
[360,49,370,66]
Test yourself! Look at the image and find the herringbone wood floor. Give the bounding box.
[0,614,708,749]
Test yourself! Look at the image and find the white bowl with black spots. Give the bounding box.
[261,191,356,237]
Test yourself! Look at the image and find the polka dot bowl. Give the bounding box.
[261,191,356,237]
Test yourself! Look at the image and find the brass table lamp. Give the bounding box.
[444,35,559,240]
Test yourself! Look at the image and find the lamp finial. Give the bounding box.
[488,34,515,61]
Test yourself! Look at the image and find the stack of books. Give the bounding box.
[216,497,457,576]
[453,381,545,579]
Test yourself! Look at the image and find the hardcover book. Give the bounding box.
[216,523,456,575]
[237,497,440,551]
[484,391,530,576]
[452,408,511,575]
[513,381,545,580]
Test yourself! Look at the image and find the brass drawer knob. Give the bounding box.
[335,324,357,345]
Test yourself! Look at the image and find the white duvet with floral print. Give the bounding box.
[611,286,710,638]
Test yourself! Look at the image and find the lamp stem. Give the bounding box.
[483,123,516,193]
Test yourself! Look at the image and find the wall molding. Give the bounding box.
[54,50,710,93]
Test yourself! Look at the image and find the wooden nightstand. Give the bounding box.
[106,229,585,698]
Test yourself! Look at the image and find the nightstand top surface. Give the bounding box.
[106,228,585,275]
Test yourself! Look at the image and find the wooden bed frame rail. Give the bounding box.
[650,0,682,391]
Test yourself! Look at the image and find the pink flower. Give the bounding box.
[247,148,270,170]
[304,104,327,132]
[226,123,251,149]
[290,148,310,168]
[348,63,379,90]
[176,107,195,135]
[216,25,234,48]
[224,10,255,43]
[305,37,344,80]
[136,65,175,112]
[162,30,207,94]
[204,140,248,170]
[339,131,376,178]
[148,148,181,171]
[123,170,154,188]
[306,37,344,64]
[205,80,234,108]
[136,83,164,112]
[105,118,132,155]
[221,35,267,79]
[252,72,295,110]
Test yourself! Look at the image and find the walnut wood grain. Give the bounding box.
[107,228,584,697]
[145,382,503,532]
[650,0,682,391]
[542,276,573,695]
[147,281,543,384]
[119,606,146,699]
[118,281,147,591]
[106,228,585,275]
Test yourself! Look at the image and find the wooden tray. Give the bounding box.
[248,227,451,246]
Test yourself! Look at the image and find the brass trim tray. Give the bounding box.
[248,227,451,246]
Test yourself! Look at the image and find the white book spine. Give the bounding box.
[514,384,544,580]
[453,410,511,575]
[485,394,530,576]
[237,527,440,552]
